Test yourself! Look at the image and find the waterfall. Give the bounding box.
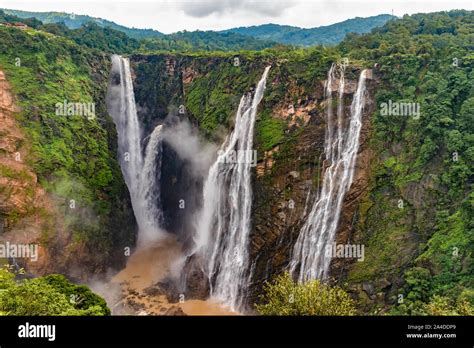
[324,63,336,162]
[290,66,368,283]
[194,66,270,312]
[139,124,165,242]
[110,55,143,198]
[107,55,165,245]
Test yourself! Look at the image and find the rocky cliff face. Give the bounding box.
[129,53,270,246]
[0,34,137,280]
[249,68,377,305]
[328,86,375,279]
[0,69,53,274]
[130,54,204,244]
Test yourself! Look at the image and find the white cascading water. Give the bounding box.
[108,55,165,245]
[110,55,143,198]
[194,67,270,312]
[139,124,164,241]
[290,65,368,282]
[324,63,337,162]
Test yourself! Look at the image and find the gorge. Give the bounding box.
[103,56,374,314]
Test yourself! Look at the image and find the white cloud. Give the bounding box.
[0,0,471,34]
[176,0,295,18]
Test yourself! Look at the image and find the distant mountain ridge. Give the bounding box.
[221,14,396,45]
[3,8,395,46]
[2,8,163,39]
[0,9,275,53]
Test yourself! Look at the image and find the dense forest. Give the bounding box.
[2,9,395,50]
[339,10,474,315]
[222,14,395,45]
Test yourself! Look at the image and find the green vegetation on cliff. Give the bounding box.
[184,55,266,136]
[256,272,356,315]
[0,25,135,272]
[140,31,276,53]
[179,46,339,141]
[41,22,141,53]
[339,10,474,314]
[0,266,110,315]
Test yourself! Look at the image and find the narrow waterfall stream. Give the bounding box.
[290,66,368,282]
[139,124,165,242]
[107,55,165,245]
[193,67,271,312]
[109,55,143,203]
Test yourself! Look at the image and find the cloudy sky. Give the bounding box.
[1,0,472,34]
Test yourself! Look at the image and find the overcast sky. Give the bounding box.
[1,0,472,34]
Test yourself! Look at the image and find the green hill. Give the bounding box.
[3,9,394,47]
[1,9,275,52]
[2,8,163,39]
[221,14,396,46]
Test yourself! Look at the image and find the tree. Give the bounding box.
[255,272,356,315]
[424,296,474,316]
[0,266,110,316]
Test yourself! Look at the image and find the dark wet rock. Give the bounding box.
[362,282,375,298]
[156,279,181,303]
[179,255,210,300]
[376,278,392,290]
[163,305,186,316]
[127,298,145,312]
[143,285,164,297]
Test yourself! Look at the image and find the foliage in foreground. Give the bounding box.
[389,267,474,315]
[0,266,110,316]
[256,272,356,315]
